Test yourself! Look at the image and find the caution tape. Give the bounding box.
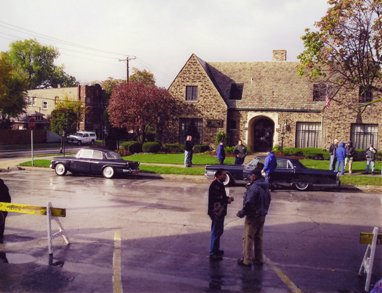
[0,202,66,217]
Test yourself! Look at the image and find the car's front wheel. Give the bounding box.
[55,163,67,176]
[223,173,232,186]
[102,166,114,179]
[294,182,310,191]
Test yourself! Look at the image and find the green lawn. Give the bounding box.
[19,154,381,186]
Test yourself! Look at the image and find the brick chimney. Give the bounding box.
[272,50,287,61]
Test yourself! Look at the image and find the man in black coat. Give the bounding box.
[208,169,234,261]
[0,178,11,244]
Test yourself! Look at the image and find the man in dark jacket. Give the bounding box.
[237,169,271,267]
[0,178,11,244]
[208,169,234,261]
[184,135,194,167]
[345,141,356,174]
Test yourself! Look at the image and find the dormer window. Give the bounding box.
[359,85,373,102]
[185,86,198,101]
[229,83,243,100]
[313,83,329,101]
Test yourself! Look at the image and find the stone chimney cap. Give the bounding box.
[272,50,287,61]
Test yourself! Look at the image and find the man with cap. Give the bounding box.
[236,169,271,267]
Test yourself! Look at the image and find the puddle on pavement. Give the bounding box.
[1,253,36,264]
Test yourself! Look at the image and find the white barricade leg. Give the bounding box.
[358,226,379,292]
[47,202,70,256]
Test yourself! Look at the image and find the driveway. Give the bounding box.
[0,169,381,292]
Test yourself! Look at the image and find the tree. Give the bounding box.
[297,0,382,113]
[129,68,156,85]
[50,108,78,136]
[55,97,87,131]
[99,77,125,97]
[0,52,27,128]
[7,39,78,89]
[108,81,176,143]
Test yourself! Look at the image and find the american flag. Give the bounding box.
[325,95,330,108]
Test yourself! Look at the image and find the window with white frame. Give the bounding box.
[351,124,378,149]
[42,101,48,109]
[295,122,321,148]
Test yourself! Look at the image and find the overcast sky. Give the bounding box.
[0,0,329,88]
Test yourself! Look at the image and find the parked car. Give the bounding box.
[50,148,139,179]
[67,131,97,145]
[205,156,340,191]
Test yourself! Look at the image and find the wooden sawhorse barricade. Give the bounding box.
[359,227,382,292]
[0,201,70,256]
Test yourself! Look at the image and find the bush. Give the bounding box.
[281,147,329,160]
[163,143,184,153]
[142,141,161,153]
[215,131,226,147]
[194,144,210,153]
[224,146,235,154]
[120,141,142,154]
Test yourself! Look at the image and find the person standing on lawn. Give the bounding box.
[335,142,346,175]
[184,135,194,167]
[216,141,226,165]
[345,141,356,174]
[365,144,377,175]
[208,169,234,261]
[329,139,338,171]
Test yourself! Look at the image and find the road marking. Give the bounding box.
[264,255,302,293]
[113,230,123,293]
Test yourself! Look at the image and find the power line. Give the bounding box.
[0,20,132,57]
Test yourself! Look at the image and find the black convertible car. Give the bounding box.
[50,148,140,179]
[205,156,340,191]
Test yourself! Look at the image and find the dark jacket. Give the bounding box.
[329,143,337,156]
[0,179,11,217]
[184,140,194,152]
[345,143,356,158]
[238,177,271,218]
[208,179,228,219]
[335,143,346,161]
[365,147,377,161]
[263,152,277,174]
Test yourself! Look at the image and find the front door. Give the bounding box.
[253,118,274,152]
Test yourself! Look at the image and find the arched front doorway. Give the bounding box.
[251,117,275,152]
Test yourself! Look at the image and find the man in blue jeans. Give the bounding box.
[208,169,234,261]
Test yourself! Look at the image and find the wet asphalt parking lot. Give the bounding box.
[0,169,381,293]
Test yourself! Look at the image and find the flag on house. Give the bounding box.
[325,95,330,108]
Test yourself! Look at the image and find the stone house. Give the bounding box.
[167,51,381,152]
[24,84,106,138]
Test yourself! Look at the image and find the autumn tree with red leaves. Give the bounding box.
[108,81,176,143]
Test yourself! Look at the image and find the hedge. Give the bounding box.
[120,141,142,154]
[194,144,210,153]
[162,143,184,153]
[142,141,161,153]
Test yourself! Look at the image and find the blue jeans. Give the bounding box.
[329,155,336,171]
[210,216,224,256]
[184,151,192,167]
[335,160,345,175]
[366,160,375,173]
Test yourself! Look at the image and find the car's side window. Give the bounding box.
[77,149,93,159]
[276,159,288,169]
[92,150,104,160]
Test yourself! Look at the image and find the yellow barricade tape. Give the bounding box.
[360,232,382,245]
[0,202,66,217]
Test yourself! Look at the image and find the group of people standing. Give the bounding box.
[329,139,378,175]
[184,137,248,167]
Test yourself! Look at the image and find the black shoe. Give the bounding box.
[217,250,224,256]
[210,254,223,262]
[237,258,251,267]
[253,260,264,266]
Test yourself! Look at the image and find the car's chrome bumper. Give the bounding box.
[205,170,215,180]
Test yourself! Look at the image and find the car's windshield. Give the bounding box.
[74,133,84,137]
[105,151,122,160]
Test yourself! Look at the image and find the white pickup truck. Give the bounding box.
[67,131,96,145]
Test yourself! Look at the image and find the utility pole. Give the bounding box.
[119,56,136,82]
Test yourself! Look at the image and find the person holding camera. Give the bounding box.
[236,169,271,267]
[208,169,234,261]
